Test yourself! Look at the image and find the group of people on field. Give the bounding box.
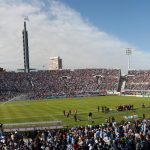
[101,106,110,113]
[117,104,134,111]
[63,109,78,122]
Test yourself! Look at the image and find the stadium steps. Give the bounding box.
[118,76,126,92]
[121,81,126,91]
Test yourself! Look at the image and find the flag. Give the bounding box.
[24,16,29,22]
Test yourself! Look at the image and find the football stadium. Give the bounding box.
[1,1,150,150]
[1,59,150,149]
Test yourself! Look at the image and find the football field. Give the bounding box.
[0,96,150,127]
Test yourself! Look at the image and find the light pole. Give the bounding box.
[126,48,132,70]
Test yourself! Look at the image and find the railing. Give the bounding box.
[3,121,63,132]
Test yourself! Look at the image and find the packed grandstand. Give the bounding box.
[1,68,150,101]
[0,68,121,101]
[1,68,150,149]
[0,118,150,150]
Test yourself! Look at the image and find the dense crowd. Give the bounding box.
[0,69,120,101]
[2,69,150,100]
[1,118,150,149]
[125,70,150,92]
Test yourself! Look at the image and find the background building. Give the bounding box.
[49,56,62,70]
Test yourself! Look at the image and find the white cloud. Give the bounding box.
[0,0,149,73]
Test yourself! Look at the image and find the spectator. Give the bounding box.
[1,118,150,149]
[0,68,121,101]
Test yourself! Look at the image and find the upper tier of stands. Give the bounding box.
[0,68,121,101]
[124,70,150,92]
[2,68,150,100]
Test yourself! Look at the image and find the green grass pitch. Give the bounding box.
[0,96,150,127]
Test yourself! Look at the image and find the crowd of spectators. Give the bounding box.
[3,68,150,100]
[125,70,150,92]
[0,69,120,101]
[1,118,150,149]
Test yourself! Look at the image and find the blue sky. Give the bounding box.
[61,0,150,51]
[0,0,150,73]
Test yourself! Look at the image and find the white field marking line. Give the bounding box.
[0,110,92,120]
[49,114,57,120]
[0,113,67,120]
[0,107,137,120]
[0,99,32,106]
[0,99,16,106]
[0,109,127,120]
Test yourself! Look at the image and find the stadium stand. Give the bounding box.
[0,118,150,149]
[2,69,150,149]
[0,68,121,101]
[124,70,150,95]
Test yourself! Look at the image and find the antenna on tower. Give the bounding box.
[24,16,29,22]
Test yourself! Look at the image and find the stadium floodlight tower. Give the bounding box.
[126,48,132,71]
[22,16,30,73]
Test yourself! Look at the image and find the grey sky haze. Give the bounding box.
[0,0,149,73]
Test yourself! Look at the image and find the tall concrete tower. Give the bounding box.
[22,19,30,73]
